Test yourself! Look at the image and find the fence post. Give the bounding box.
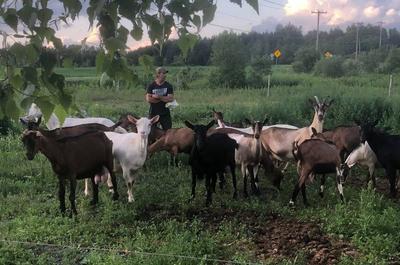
[267,74,271,97]
[388,74,393,97]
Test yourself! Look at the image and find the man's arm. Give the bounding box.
[159,94,174,103]
[145,93,161,103]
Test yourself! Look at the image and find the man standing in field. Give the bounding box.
[146,67,174,130]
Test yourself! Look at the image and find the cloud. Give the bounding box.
[363,6,381,18]
[252,0,400,33]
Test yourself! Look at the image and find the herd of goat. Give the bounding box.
[18,96,400,215]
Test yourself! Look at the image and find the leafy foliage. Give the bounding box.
[292,47,320,73]
[210,31,246,88]
[0,0,259,120]
[314,57,345,78]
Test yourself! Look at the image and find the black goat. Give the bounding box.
[185,120,238,206]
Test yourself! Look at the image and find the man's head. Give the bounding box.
[155,67,168,83]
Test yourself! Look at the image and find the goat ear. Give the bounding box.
[206,120,215,130]
[262,116,269,126]
[311,127,318,136]
[372,118,379,127]
[354,119,361,126]
[244,118,251,125]
[127,115,138,124]
[212,108,216,114]
[326,99,334,107]
[150,115,160,124]
[20,117,28,126]
[184,120,194,129]
[308,98,315,106]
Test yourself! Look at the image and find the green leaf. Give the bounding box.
[104,37,125,54]
[130,26,143,41]
[4,8,18,32]
[9,43,26,64]
[63,57,73,68]
[25,44,40,64]
[202,4,217,27]
[37,8,53,25]
[95,51,106,74]
[178,33,198,59]
[117,25,129,44]
[17,5,38,28]
[58,92,72,110]
[50,35,63,49]
[53,104,68,125]
[21,67,39,85]
[48,73,65,91]
[230,0,242,7]
[192,15,201,31]
[5,97,20,121]
[39,51,57,73]
[9,74,23,90]
[245,0,259,14]
[36,96,55,122]
[62,0,82,20]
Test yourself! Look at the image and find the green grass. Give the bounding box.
[1,66,400,264]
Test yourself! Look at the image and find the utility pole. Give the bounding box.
[311,10,327,51]
[377,21,384,48]
[355,23,362,60]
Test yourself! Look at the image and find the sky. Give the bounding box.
[1,0,400,50]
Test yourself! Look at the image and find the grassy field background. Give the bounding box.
[1,65,400,264]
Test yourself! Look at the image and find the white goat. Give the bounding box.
[228,119,267,196]
[345,141,380,187]
[105,115,159,202]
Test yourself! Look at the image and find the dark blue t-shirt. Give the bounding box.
[147,81,174,115]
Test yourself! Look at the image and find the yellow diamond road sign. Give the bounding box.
[324,51,333,58]
[274,49,281,58]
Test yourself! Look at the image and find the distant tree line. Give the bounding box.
[9,23,398,69]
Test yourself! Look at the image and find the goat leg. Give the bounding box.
[242,164,248,198]
[58,177,66,214]
[109,171,119,201]
[387,168,397,198]
[301,184,309,207]
[230,163,238,199]
[218,172,226,190]
[90,177,99,206]
[319,175,326,198]
[205,173,213,207]
[189,169,197,202]
[69,177,78,216]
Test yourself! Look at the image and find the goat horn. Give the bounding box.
[314,96,320,105]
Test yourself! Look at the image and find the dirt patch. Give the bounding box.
[251,216,357,264]
[141,207,359,264]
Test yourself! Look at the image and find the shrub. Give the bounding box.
[342,58,362,76]
[210,31,246,88]
[314,57,344,78]
[245,56,272,87]
[382,48,400,73]
[292,47,320,73]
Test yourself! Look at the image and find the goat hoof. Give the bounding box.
[112,193,119,201]
[288,200,295,207]
[319,192,324,198]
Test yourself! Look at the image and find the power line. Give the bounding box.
[261,0,285,7]
[216,11,258,24]
[208,23,251,33]
[259,3,284,10]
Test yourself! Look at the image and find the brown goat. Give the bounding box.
[317,126,361,161]
[21,130,118,216]
[290,129,347,206]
